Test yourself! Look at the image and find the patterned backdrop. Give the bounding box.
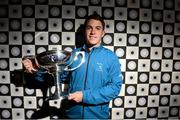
[0,0,180,119]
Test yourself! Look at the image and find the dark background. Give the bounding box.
[0,0,180,119]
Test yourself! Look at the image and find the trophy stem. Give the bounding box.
[46,64,68,101]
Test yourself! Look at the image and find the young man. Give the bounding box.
[22,13,122,119]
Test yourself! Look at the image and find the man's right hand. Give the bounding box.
[22,58,39,74]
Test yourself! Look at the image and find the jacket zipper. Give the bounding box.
[82,51,92,119]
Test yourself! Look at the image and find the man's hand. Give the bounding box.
[22,59,38,74]
[68,91,83,103]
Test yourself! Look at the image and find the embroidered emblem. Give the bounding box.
[96,62,103,71]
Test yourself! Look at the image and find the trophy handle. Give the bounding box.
[64,51,85,71]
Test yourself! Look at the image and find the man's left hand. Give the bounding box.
[68,91,83,103]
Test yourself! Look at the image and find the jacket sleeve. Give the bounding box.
[82,56,122,105]
[23,67,54,88]
[24,66,70,88]
[34,67,71,84]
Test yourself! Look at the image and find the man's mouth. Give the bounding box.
[89,36,96,39]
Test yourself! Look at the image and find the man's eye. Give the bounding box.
[86,26,91,29]
[96,27,102,30]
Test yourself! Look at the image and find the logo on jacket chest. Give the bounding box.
[96,62,103,71]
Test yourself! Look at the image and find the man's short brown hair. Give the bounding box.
[84,13,105,30]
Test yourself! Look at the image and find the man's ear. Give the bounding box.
[102,30,105,37]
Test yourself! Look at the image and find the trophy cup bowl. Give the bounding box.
[36,50,71,67]
[34,50,85,100]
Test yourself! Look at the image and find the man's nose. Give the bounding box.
[90,28,95,34]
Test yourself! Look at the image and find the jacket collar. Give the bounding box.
[81,44,103,52]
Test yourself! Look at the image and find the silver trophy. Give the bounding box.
[25,50,85,100]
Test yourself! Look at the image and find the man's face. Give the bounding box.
[85,19,105,47]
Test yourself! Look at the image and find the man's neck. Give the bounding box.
[87,43,101,51]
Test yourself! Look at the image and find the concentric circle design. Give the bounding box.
[139,73,148,82]
[13,98,23,107]
[0,33,7,43]
[50,33,60,43]
[151,61,160,70]
[23,33,33,43]
[36,47,46,54]
[103,8,113,18]
[103,34,112,44]
[127,61,137,70]
[38,98,43,107]
[165,0,173,9]
[150,85,159,94]
[0,59,8,69]
[63,20,73,31]
[25,88,35,95]
[114,97,123,107]
[153,11,162,21]
[127,85,136,94]
[175,37,180,46]
[23,7,34,17]
[141,0,151,7]
[174,61,180,70]
[50,7,60,17]
[115,48,124,58]
[1,110,11,119]
[138,97,146,106]
[176,13,180,22]
[0,85,9,95]
[116,22,125,32]
[162,73,171,82]
[10,20,20,30]
[129,9,138,19]
[164,24,173,34]
[0,7,7,17]
[26,110,34,119]
[148,108,157,117]
[172,85,180,94]
[64,47,73,52]
[37,20,47,30]
[160,96,169,105]
[125,109,134,118]
[116,0,126,6]
[11,47,20,56]
[128,35,137,45]
[141,23,150,33]
[152,36,161,46]
[77,7,87,18]
[170,107,178,116]
[163,49,172,58]
[140,48,149,58]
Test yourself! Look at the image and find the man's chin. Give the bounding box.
[87,43,95,47]
[87,42,101,48]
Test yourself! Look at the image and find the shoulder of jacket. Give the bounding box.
[101,47,120,62]
[102,47,115,55]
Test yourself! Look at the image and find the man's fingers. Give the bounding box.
[68,91,83,103]
[68,94,74,100]
[25,69,33,74]
[22,59,34,73]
